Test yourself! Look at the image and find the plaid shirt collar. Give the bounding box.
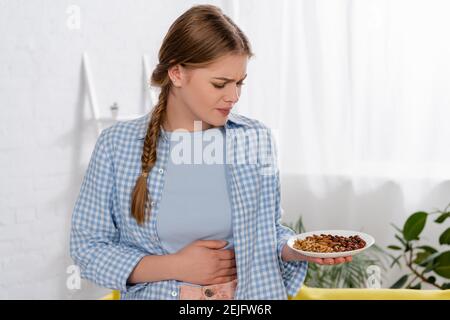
[136,112,247,141]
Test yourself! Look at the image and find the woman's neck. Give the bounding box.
[163,94,215,132]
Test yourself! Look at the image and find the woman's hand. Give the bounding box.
[297,253,353,265]
[173,240,237,286]
[282,243,353,265]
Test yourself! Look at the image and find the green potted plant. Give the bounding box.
[387,203,450,290]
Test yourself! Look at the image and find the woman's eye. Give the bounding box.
[212,82,245,89]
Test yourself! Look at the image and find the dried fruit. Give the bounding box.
[293,234,366,253]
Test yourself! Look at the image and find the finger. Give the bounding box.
[196,240,228,249]
[345,256,353,262]
[213,275,237,284]
[219,259,236,269]
[323,258,335,265]
[334,257,346,264]
[218,249,235,260]
[308,257,324,264]
[217,267,237,277]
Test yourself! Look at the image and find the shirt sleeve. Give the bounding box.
[263,127,308,298]
[69,129,147,293]
[276,204,308,297]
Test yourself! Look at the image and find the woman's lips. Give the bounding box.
[216,108,231,116]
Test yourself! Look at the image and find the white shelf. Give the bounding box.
[82,52,154,135]
[96,114,146,122]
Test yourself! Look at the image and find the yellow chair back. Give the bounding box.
[101,286,450,300]
[290,285,450,300]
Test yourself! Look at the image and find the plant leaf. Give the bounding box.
[403,211,428,241]
[408,283,421,290]
[439,227,450,245]
[423,261,434,273]
[413,251,431,265]
[388,245,402,251]
[395,234,407,248]
[416,245,438,254]
[433,251,450,279]
[390,275,409,289]
[418,251,441,267]
[390,254,403,268]
[434,212,450,224]
[390,223,403,233]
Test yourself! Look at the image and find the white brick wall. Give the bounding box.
[2,0,447,299]
[0,0,227,299]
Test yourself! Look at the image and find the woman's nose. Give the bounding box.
[225,85,240,103]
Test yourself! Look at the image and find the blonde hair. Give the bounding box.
[131,4,254,225]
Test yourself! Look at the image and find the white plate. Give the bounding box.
[287,230,375,259]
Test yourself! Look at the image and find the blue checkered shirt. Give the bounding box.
[69,112,308,299]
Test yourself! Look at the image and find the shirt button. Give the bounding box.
[150,201,155,207]
[158,168,164,174]
[171,290,178,297]
[204,289,215,297]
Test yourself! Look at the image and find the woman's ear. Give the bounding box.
[167,64,180,87]
[168,64,187,88]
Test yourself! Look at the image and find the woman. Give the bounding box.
[70,4,352,300]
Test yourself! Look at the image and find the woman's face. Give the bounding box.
[168,53,248,129]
